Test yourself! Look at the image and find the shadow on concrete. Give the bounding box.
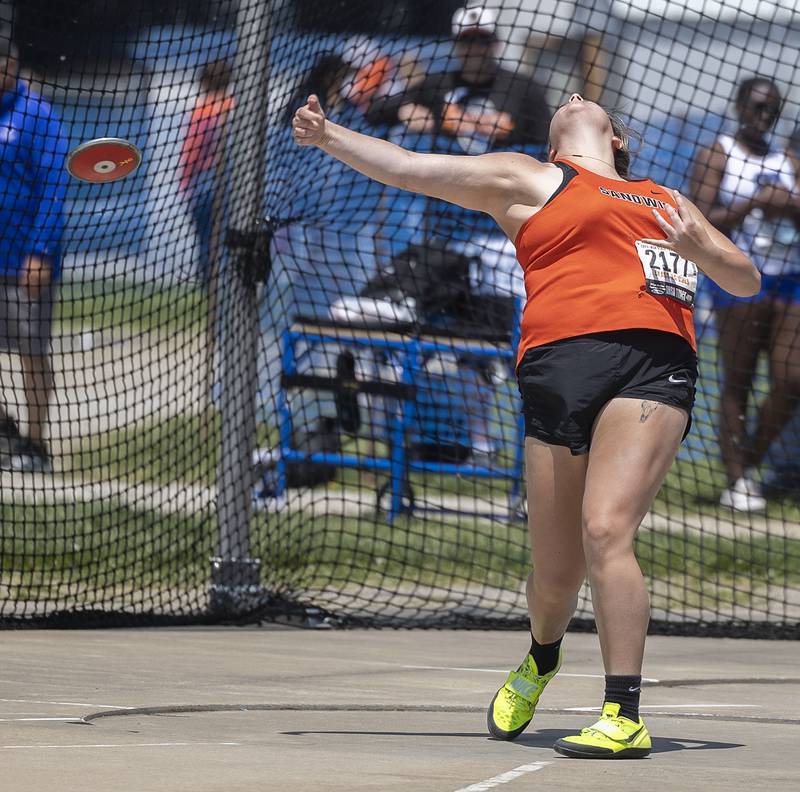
[281,728,744,755]
[516,730,743,754]
[282,730,489,738]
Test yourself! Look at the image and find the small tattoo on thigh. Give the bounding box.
[640,401,660,423]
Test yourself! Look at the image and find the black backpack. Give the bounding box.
[361,240,515,337]
[361,240,473,318]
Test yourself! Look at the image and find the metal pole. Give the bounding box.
[210,0,274,616]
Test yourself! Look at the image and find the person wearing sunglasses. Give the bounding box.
[691,76,800,511]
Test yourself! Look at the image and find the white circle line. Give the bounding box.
[0,698,132,709]
[0,717,81,722]
[453,762,551,792]
[0,742,242,750]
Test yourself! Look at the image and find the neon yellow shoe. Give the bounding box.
[554,702,651,759]
[487,648,562,740]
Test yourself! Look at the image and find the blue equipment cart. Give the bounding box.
[275,317,526,523]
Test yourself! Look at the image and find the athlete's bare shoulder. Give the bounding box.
[478,153,563,207]
[479,151,557,177]
[480,155,567,241]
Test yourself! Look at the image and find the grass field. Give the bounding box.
[2,499,798,613]
[3,278,796,621]
[0,501,214,603]
[54,279,210,336]
[60,407,800,525]
[51,278,797,517]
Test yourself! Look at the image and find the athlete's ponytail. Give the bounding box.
[605,109,641,179]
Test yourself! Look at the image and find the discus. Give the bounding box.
[66,137,142,183]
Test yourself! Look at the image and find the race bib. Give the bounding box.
[635,241,697,307]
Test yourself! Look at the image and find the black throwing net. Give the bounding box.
[0,0,798,636]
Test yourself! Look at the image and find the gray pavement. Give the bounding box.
[1,628,799,791]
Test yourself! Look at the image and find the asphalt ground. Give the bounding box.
[1,628,798,791]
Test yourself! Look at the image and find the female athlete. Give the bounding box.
[293,92,759,758]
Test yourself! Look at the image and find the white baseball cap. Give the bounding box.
[451,5,497,40]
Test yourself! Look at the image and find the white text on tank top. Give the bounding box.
[717,134,799,275]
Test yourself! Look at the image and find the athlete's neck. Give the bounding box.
[558,153,624,180]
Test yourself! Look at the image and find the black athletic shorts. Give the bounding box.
[517,329,698,455]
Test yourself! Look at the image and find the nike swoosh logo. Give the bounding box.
[628,686,640,692]
[668,374,688,384]
[509,677,536,699]
[627,724,646,743]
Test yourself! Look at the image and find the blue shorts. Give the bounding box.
[707,272,800,308]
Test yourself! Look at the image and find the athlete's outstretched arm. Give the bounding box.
[641,190,760,297]
[292,95,548,218]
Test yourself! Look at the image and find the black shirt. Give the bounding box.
[368,67,551,151]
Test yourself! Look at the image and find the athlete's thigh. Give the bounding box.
[525,437,588,571]
[583,397,687,536]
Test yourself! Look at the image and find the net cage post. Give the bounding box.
[210,0,274,618]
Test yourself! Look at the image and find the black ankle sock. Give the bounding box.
[529,635,562,675]
[604,675,641,722]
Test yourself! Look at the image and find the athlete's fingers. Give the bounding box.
[651,209,675,237]
[638,238,674,249]
[292,127,314,145]
[293,95,326,147]
[663,203,682,227]
[294,114,318,134]
[294,119,317,134]
[296,106,320,123]
[294,115,320,135]
[673,191,702,234]
[297,104,320,118]
[672,188,693,214]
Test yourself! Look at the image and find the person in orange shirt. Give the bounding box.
[292,92,759,757]
[179,60,234,285]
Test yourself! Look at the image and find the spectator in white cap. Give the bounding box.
[368,4,550,152]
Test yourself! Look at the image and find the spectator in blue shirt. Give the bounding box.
[0,39,68,472]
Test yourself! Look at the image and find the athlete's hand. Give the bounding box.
[641,191,714,263]
[292,94,327,147]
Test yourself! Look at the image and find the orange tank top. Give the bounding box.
[515,159,697,365]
